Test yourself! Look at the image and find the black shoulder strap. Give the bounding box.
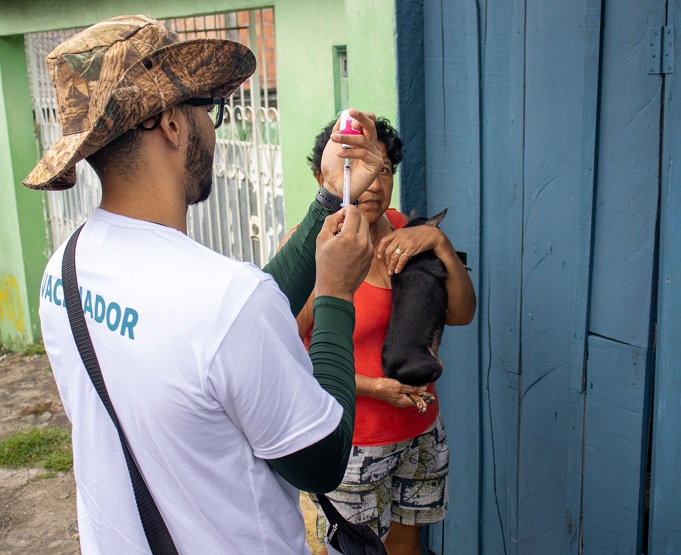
[62,224,179,555]
[317,492,347,527]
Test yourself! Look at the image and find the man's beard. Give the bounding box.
[182,111,215,205]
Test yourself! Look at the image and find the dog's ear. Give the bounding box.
[409,208,421,220]
[425,208,448,227]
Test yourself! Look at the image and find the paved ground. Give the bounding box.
[0,351,322,554]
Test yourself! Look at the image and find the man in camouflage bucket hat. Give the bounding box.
[33,15,385,553]
[23,15,255,190]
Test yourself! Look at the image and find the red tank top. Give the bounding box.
[304,209,439,445]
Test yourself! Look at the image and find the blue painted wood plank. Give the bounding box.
[568,0,603,396]
[425,0,529,552]
[395,0,427,217]
[582,336,651,554]
[518,370,572,554]
[519,0,598,552]
[587,0,664,348]
[422,0,482,552]
[648,4,681,552]
[564,2,603,553]
[477,0,527,553]
[564,388,586,554]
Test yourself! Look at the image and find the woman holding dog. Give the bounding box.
[283,118,476,554]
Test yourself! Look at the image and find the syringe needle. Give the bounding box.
[343,158,351,210]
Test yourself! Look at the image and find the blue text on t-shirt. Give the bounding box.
[40,272,139,340]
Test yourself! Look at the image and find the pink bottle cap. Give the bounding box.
[340,110,362,136]
[340,110,362,149]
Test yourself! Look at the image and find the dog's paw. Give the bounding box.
[419,392,435,405]
[408,393,429,415]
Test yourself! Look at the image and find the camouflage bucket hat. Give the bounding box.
[23,15,257,191]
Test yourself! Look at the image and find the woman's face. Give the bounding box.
[356,143,394,225]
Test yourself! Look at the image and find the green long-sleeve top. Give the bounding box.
[261,201,356,493]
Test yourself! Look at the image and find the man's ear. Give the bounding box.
[315,170,324,186]
[157,105,183,148]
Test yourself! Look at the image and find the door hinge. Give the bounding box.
[648,26,674,75]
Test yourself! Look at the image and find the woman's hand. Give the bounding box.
[377,219,477,325]
[357,375,428,409]
[376,224,445,275]
[320,109,383,202]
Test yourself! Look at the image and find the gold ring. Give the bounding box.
[394,248,403,256]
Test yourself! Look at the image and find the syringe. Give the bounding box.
[339,109,362,210]
[343,157,351,209]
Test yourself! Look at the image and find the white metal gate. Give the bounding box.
[25,9,284,266]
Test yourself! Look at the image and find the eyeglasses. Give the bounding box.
[183,97,226,129]
[136,97,226,132]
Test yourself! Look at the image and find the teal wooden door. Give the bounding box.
[648,2,681,553]
[397,0,671,552]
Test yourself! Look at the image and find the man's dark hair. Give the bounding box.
[307,116,403,177]
[86,104,194,178]
[86,126,144,179]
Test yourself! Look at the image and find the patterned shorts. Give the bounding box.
[312,412,449,542]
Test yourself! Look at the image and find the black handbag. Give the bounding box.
[317,493,388,555]
[62,225,179,555]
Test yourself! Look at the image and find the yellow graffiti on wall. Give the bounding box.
[0,274,25,333]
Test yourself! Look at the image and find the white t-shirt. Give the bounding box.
[39,209,342,554]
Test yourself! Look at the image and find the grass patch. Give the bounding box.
[20,341,46,357]
[0,340,45,357]
[34,471,59,481]
[0,427,72,472]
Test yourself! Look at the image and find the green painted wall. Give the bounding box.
[277,0,399,227]
[345,0,400,212]
[0,35,49,345]
[275,1,347,226]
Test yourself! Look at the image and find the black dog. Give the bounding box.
[382,209,448,414]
